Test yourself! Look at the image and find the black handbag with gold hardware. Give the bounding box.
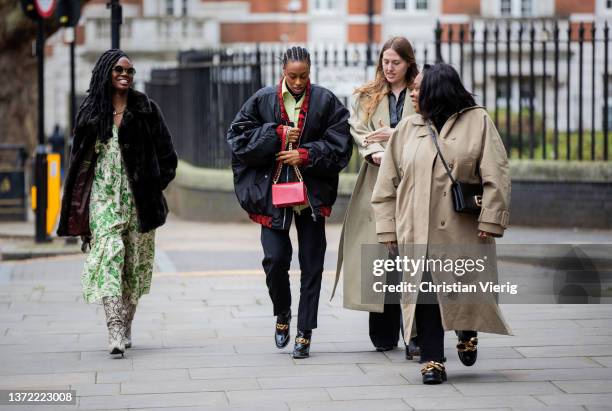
[427,123,483,215]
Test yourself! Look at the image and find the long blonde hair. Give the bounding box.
[355,37,418,119]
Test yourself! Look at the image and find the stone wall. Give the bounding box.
[167,160,612,228]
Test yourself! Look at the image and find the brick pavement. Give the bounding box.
[0,216,611,410]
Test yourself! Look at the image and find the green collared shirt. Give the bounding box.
[281,78,304,126]
[281,78,309,214]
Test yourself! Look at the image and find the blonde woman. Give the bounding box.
[332,37,420,357]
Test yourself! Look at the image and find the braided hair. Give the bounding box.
[281,46,311,67]
[77,49,130,142]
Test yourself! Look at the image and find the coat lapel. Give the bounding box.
[371,95,390,129]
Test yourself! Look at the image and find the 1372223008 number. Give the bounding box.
[1,390,76,405]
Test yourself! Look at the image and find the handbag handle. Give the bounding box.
[272,129,304,184]
[426,122,457,186]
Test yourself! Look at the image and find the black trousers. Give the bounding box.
[369,253,405,348]
[369,304,402,347]
[416,271,477,362]
[260,210,326,331]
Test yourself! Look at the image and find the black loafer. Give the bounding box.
[405,337,420,360]
[275,310,291,349]
[457,333,478,367]
[375,345,395,352]
[421,361,447,384]
[292,329,312,359]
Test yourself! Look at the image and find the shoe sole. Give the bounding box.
[292,353,309,359]
[110,348,125,356]
[422,374,447,384]
[458,352,477,366]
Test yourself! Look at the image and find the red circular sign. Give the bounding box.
[34,0,57,18]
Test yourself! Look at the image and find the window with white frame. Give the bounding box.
[499,0,533,17]
[521,0,533,16]
[165,0,173,16]
[607,0,612,9]
[500,0,512,15]
[313,0,336,10]
[416,0,428,10]
[391,0,428,11]
[393,0,407,9]
[181,0,187,16]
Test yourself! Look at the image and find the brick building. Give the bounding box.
[44,0,605,138]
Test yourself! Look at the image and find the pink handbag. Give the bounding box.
[271,142,308,208]
[272,181,307,207]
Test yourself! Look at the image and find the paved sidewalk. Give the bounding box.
[0,216,611,410]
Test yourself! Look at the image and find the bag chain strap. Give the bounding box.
[273,129,304,184]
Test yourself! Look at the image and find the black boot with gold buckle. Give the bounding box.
[421,361,447,384]
[456,331,478,367]
[275,310,291,349]
[292,329,312,359]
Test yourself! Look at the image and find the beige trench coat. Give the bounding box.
[331,92,415,312]
[371,107,512,340]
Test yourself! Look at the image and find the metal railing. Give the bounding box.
[146,18,610,170]
[147,59,262,169]
[435,19,610,161]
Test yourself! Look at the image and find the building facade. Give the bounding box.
[44,0,605,145]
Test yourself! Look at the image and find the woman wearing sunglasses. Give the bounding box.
[58,49,177,357]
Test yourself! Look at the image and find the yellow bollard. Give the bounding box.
[31,186,37,210]
[46,153,61,235]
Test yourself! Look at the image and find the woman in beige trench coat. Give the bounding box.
[331,37,419,355]
[372,63,512,384]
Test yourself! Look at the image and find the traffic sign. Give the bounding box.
[34,0,57,18]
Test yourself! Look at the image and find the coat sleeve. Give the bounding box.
[151,101,178,191]
[371,127,403,243]
[349,94,384,164]
[300,94,352,176]
[226,93,281,167]
[477,113,511,236]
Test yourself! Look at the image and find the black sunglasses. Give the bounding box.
[113,66,136,77]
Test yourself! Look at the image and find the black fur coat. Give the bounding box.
[57,89,178,236]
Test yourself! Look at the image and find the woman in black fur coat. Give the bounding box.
[57,49,177,357]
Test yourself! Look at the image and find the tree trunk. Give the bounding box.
[0,0,43,156]
[0,43,39,153]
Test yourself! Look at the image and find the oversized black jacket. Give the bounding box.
[227,84,352,230]
[57,89,178,236]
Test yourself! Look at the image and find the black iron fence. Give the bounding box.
[146,18,610,170]
[147,59,261,168]
[435,19,610,161]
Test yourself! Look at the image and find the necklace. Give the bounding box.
[113,105,126,116]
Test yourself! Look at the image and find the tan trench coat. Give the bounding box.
[331,92,415,312]
[371,107,512,340]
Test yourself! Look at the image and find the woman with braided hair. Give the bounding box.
[58,49,177,357]
[228,46,352,358]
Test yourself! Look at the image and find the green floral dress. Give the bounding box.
[81,125,155,305]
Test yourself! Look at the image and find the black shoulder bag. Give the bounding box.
[427,122,483,215]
